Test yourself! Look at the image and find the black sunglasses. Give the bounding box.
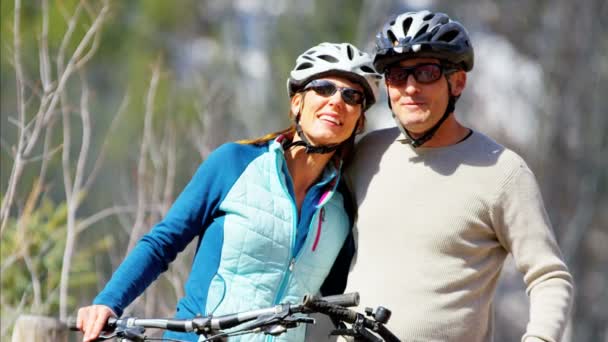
[303,79,365,106]
[385,63,454,86]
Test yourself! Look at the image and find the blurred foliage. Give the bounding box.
[1,0,607,341]
[0,187,111,337]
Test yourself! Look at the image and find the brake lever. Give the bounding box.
[260,316,315,336]
[121,326,146,342]
[96,326,145,342]
[330,327,356,337]
[95,331,117,341]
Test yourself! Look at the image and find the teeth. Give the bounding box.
[319,115,342,125]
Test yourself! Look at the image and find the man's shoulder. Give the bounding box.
[358,126,401,145]
[463,131,536,190]
[353,126,401,157]
[468,131,527,167]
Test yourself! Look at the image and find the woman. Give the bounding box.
[76,42,381,342]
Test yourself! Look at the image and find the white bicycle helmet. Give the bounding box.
[374,10,474,73]
[287,42,381,110]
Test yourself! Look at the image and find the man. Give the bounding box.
[344,10,574,342]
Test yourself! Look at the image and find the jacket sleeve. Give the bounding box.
[93,144,237,316]
[491,162,574,342]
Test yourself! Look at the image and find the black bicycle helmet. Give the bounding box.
[374,10,474,73]
[373,11,474,148]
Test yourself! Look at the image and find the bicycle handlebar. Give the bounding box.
[67,292,359,332]
[67,291,399,341]
[303,297,400,342]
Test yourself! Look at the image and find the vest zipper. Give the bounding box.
[273,156,299,307]
[312,207,325,251]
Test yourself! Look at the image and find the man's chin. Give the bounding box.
[400,121,430,134]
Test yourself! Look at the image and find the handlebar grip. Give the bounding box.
[67,316,119,332]
[305,300,359,323]
[305,292,360,307]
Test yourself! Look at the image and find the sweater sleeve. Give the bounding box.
[93,144,237,316]
[491,160,574,342]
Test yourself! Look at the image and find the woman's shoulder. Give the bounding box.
[207,141,268,164]
[214,141,267,155]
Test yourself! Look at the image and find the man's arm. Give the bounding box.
[492,161,574,342]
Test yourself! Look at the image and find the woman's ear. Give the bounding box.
[290,93,302,116]
[449,70,467,97]
[355,114,366,134]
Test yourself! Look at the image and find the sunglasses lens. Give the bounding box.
[414,64,442,83]
[310,82,337,97]
[341,89,364,105]
[386,68,410,86]
[386,64,443,85]
[305,80,364,106]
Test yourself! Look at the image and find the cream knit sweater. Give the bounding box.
[344,127,573,342]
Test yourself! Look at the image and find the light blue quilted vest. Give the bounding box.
[202,140,350,341]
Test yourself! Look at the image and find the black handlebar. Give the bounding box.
[304,292,360,307]
[67,292,359,332]
[67,292,399,341]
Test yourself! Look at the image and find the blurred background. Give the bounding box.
[1,0,606,341]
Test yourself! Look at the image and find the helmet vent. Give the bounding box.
[423,13,435,21]
[296,62,313,70]
[414,24,429,39]
[387,30,398,46]
[318,54,339,63]
[438,30,458,42]
[346,45,355,59]
[361,66,375,73]
[401,17,413,35]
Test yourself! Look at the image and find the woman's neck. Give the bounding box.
[284,147,334,211]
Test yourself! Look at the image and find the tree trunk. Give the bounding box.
[11,315,67,342]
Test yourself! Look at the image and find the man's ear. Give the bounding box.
[449,70,467,97]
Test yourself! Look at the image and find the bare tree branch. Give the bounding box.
[82,93,130,192]
[0,0,110,235]
[127,59,162,253]
[39,0,52,93]
[0,0,26,234]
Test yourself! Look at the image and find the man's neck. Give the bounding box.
[409,114,470,148]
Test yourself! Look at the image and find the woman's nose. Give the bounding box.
[327,90,345,106]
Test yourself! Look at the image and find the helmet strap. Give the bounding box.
[285,120,341,154]
[390,76,457,148]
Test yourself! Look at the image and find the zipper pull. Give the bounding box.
[289,258,295,272]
